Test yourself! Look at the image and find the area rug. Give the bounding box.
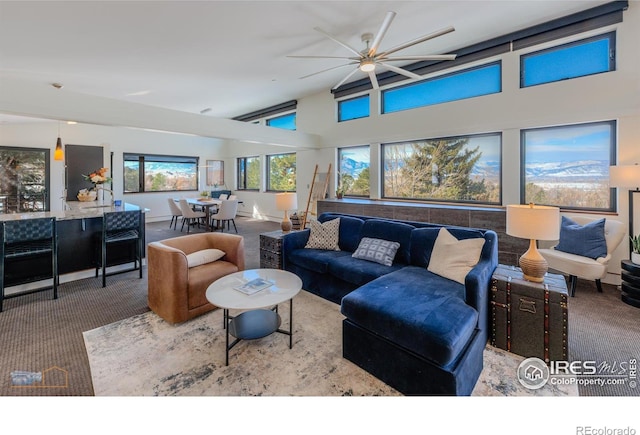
[83,290,577,396]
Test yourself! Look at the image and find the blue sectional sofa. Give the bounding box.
[281,212,498,395]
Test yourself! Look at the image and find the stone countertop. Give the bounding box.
[0,201,148,222]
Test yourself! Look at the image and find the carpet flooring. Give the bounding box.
[0,217,638,396]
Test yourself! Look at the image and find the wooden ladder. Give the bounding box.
[302,163,331,229]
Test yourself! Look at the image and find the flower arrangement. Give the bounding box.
[83,167,111,185]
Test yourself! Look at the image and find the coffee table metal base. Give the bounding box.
[223,299,294,366]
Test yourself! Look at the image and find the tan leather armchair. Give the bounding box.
[147,232,245,324]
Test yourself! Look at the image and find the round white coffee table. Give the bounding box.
[206,269,302,365]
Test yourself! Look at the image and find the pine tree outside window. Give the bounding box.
[382,134,501,204]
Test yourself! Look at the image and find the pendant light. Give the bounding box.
[54,121,64,161]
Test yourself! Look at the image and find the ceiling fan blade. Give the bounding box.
[299,62,357,80]
[287,55,358,60]
[377,62,422,80]
[368,70,379,89]
[314,26,363,57]
[368,11,396,57]
[378,26,455,58]
[332,67,361,90]
[380,54,457,61]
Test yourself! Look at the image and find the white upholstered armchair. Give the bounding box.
[539,216,625,297]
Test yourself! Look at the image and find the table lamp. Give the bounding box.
[275,192,298,232]
[506,203,560,283]
[609,163,640,256]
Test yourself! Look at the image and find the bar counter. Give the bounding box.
[0,200,146,223]
[1,201,148,286]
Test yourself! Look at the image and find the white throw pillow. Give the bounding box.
[186,248,225,268]
[427,228,484,284]
[304,218,341,250]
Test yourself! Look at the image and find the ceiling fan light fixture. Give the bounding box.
[359,59,376,72]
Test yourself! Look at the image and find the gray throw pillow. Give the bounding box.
[352,237,400,266]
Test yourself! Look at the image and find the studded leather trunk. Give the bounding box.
[491,264,569,364]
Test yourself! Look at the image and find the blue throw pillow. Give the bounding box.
[555,217,607,260]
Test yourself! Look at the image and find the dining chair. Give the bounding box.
[178,199,207,233]
[210,199,238,233]
[167,198,183,230]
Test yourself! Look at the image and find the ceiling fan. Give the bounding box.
[288,11,457,90]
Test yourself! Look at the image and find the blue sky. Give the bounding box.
[524,123,612,163]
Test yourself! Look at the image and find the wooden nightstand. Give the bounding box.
[259,230,286,269]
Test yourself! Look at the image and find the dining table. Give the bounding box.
[176,197,243,232]
[182,197,221,231]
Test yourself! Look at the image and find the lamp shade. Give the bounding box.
[275,192,297,211]
[609,164,640,189]
[54,137,64,161]
[506,204,560,241]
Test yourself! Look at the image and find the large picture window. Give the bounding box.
[237,156,260,191]
[0,147,50,213]
[521,121,615,211]
[123,153,198,193]
[382,133,501,204]
[520,32,615,88]
[382,62,501,114]
[267,153,296,192]
[338,145,370,197]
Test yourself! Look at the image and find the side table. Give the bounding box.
[260,230,285,269]
[491,264,569,363]
[621,260,640,308]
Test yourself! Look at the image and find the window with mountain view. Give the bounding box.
[382,133,501,204]
[522,121,615,211]
[237,156,260,191]
[267,153,296,192]
[338,145,370,196]
[123,153,197,193]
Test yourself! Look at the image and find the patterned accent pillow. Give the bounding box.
[304,218,341,250]
[352,237,401,267]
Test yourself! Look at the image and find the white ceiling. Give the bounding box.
[0,0,612,125]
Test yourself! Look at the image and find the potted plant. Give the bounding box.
[335,187,344,199]
[631,234,640,265]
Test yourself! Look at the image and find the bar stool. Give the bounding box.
[96,210,143,287]
[0,217,58,312]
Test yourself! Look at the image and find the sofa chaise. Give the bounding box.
[281,212,498,395]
